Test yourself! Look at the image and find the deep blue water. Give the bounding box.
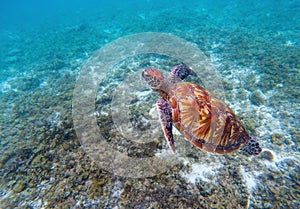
[0,0,299,208]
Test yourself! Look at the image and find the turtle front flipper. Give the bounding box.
[156,99,175,153]
[241,138,262,155]
[171,64,196,83]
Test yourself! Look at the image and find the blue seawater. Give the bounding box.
[0,0,299,208]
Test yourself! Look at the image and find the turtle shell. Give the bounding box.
[169,82,250,154]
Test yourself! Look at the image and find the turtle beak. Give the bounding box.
[142,69,152,83]
[141,69,149,78]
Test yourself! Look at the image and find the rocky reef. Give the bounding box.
[0,1,299,208]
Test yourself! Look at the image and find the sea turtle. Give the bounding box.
[142,64,262,155]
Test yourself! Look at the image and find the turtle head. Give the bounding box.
[142,67,168,91]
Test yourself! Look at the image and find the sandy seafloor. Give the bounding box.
[0,0,299,208]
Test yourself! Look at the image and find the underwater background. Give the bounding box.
[0,0,299,208]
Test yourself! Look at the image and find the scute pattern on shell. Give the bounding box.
[170,82,250,154]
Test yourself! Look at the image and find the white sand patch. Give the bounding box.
[239,165,261,209]
[240,166,257,193]
[155,148,175,158]
[0,81,12,92]
[212,42,223,49]
[138,13,146,20]
[39,80,49,87]
[135,89,152,98]
[48,111,62,130]
[256,105,290,138]
[111,181,124,199]
[284,40,296,46]
[149,105,158,119]
[180,161,221,184]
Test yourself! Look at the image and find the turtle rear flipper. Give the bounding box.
[241,139,262,155]
[156,99,175,153]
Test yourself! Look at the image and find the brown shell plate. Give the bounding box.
[169,82,250,154]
